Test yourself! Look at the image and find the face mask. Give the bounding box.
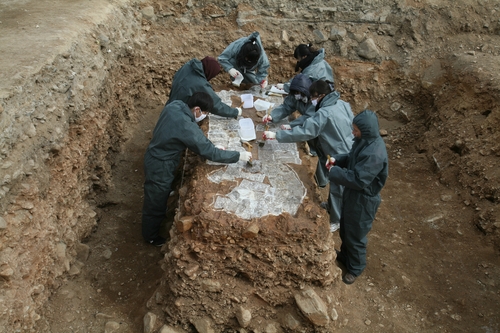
[294,94,302,101]
[311,99,318,107]
[195,113,207,123]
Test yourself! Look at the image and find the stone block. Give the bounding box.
[294,288,329,326]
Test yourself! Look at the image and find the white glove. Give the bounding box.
[229,68,242,78]
[325,156,336,171]
[239,151,252,163]
[260,79,268,89]
[236,107,242,116]
[263,131,276,140]
[262,114,272,124]
[281,124,291,130]
[215,145,226,150]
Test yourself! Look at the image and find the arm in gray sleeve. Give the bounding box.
[276,109,327,143]
[218,42,239,72]
[270,96,298,123]
[331,153,349,167]
[329,149,383,190]
[289,103,315,127]
[182,123,240,164]
[208,89,238,118]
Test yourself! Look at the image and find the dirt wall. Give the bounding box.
[0,1,144,330]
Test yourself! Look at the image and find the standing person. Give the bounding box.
[263,80,354,232]
[283,43,334,93]
[218,31,270,88]
[325,110,389,284]
[167,56,242,119]
[142,92,252,246]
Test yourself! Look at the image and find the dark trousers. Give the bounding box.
[141,152,177,241]
[337,190,380,276]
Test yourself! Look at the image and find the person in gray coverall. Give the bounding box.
[142,92,252,246]
[325,110,389,284]
[218,31,270,88]
[262,73,313,126]
[263,80,354,232]
[167,56,242,119]
[262,73,318,156]
[283,43,334,93]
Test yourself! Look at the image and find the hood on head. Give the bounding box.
[353,110,380,140]
[289,73,312,97]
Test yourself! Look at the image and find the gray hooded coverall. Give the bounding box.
[142,100,240,242]
[218,31,270,84]
[270,73,314,125]
[276,91,354,225]
[329,110,389,276]
[167,59,239,119]
[284,48,334,92]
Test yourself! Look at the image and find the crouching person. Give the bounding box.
[142,92,252,246]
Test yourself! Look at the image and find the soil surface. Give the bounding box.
[1,0,499,332]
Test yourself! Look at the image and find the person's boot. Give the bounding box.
[148,236,166,247]
[342,272,357,285]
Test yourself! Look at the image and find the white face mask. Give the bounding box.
[294,94,302,101]
[195,113,207,123]
[311,99,318,107]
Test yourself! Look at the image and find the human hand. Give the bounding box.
[239,151,252,162]
[229,68,242,78]
[263,131,276,140]
[260,79,268,89]
[236,107,242,116]
[281,124,291,130]
[325,156,336,171]
[262,114,272,124]
[215,145,226,150]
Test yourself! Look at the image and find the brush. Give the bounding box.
[264,105,272,131]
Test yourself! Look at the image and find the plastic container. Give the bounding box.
[241,94,254,109]
[253,99,274,112]
[238,118,256,141]
[232,74,244,87]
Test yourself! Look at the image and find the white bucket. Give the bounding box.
[241,94,254,109]
[238,118,256,141]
